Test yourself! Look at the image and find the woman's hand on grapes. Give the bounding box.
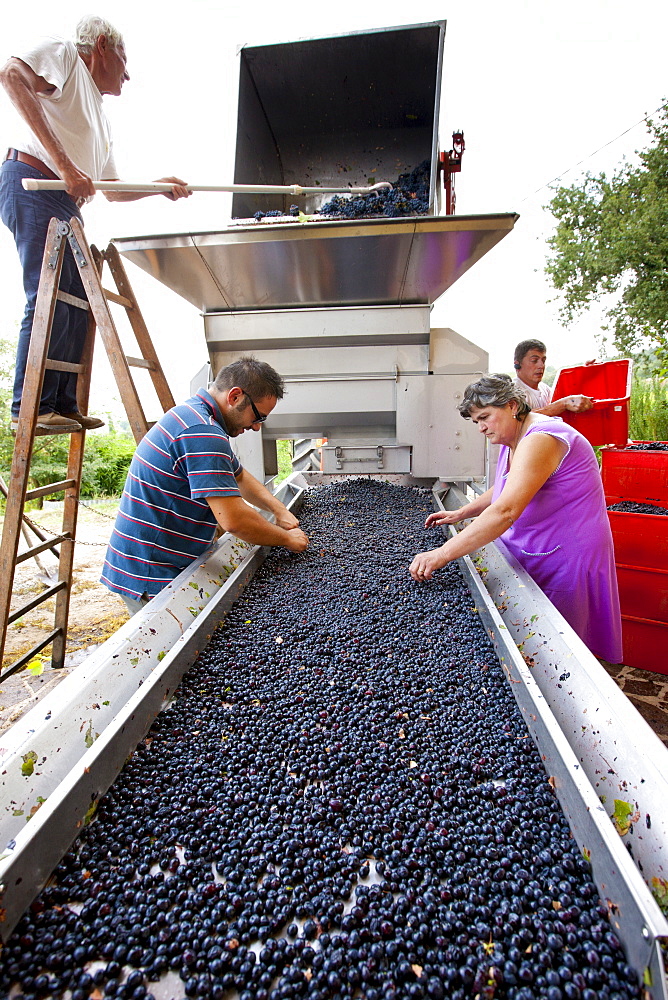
[424,508,468,529]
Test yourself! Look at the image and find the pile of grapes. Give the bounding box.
[0,481,640,1000]
[607,501,668,516]
[319,162,431,219]
[249,162,431,222]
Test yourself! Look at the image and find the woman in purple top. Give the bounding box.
[409,374,623,663]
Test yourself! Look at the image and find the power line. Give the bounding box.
[520,100,668,204]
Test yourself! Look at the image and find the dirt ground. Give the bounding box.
[0,499,128,732]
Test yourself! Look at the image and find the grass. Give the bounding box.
[71,580,101,595]
[629,376,668,442]
[66,613,129,645]
[2,610,130,672]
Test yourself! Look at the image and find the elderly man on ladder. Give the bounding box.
[0,15,190,436]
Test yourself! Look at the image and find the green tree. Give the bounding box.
[546,104,668,372]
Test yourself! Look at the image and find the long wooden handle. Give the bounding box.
[21,178,393,195]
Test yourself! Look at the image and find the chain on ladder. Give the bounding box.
[0,216,175,682]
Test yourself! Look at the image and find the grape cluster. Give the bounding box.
[607,501,668,516]
[319,162,431,219]
[0,481,640,1000]
[623,442,668,452]
[254,210,285,221]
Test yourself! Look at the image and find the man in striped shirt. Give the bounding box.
[102,356,308,614]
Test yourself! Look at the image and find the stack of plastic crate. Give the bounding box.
[602,444,668,671]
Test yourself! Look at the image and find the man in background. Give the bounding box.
[513,339,594,415]
[0,15,190,436]
[102,356,309,615]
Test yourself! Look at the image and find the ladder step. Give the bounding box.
[0,629,61,683]
[56,290,89,311]
[26,480,76,501]
[126,356,156,371]
[8,581,67,624]
[103,288,133,309]
[45,360,85,374]
[17,533,70,565]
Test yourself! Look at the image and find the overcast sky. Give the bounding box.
[1,0,666,411]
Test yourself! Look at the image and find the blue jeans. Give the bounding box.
[0,159,88,418]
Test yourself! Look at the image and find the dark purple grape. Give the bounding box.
[607,500,668,515]
[0,480,641,1000]
[624,441,668,451]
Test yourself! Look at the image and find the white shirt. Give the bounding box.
[13,36,117,181]
[514,377,553,410]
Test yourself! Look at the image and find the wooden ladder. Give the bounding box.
[0,216,175,682]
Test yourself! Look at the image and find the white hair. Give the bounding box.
[74,16,124,53]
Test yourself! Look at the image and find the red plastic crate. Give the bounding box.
[602,442,668,504]
[552,359,632,448]
[616,565,668,623]
[607,505,668,572]
[602,446,668,669]
[621,615,668,674]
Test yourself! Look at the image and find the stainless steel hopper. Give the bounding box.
[113,213,517,313]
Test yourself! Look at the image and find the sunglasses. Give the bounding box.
[243,391,268,424]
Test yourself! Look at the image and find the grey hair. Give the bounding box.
[214,356,285,400]
[458,373,532,420]
[75,16,124,53]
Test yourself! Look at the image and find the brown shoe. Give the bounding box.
[60,411,105,430]
[11,412,82,436]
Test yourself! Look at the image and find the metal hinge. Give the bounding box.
[48,222,69,269]
[67,227,88,268]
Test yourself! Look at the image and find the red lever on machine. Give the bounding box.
[439,131,465,214]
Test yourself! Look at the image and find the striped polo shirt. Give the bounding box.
[101,388,242,600]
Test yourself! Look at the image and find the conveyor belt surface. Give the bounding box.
[0,479,663,999]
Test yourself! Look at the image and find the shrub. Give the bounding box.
[1,431,136,506]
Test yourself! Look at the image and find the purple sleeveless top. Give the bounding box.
[492,417,623,662]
